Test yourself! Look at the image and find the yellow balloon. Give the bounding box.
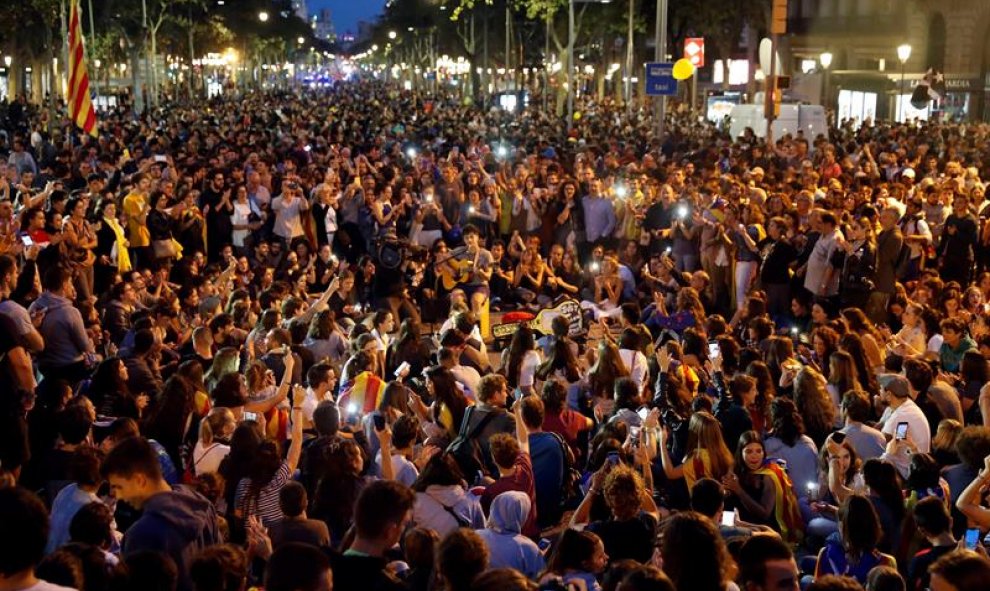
[573,111,582,121]
[672,58,695,81]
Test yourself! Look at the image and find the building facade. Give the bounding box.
[782,0,990,122]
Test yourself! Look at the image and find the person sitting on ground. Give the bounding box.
[268,481,330,550]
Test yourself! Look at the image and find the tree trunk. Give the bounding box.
[130,45,144,113]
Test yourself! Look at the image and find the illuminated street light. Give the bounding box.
[3,56,11,67]
[388,31,397,40]
[298,36,305,44]
[258,11,269,22]
[819,52,832,112]
[897,43,911,122]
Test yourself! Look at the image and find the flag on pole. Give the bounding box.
[68,0,98,137]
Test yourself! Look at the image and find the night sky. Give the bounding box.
[311,0,386,36]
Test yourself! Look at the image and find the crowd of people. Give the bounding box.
[2,79,990,591]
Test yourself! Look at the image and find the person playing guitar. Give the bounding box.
[442,224,493,330]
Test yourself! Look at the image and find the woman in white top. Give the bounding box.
[192,407,236,475]
[617,328,649,391]
[500,326,542,397]
[883,303,928,357]
[230,184,261,250]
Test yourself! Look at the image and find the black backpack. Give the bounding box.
[445,406,497,479]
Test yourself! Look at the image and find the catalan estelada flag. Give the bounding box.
[337,371,387,416]
[68,0,98,137]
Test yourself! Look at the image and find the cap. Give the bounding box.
[878,374,910,398]
[901,168,916,179]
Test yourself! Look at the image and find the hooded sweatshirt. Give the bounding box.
[122,486,221,591]
[412,485,484,538]
[29,291,93,367]
[476,491,545,579]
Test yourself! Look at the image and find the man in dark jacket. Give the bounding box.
[124,329,164,398]
[870,208,904,323]
[102,436,221,591]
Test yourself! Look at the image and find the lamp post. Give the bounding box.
[3,55,11,101]
[897,43,911,122]
[388,30,397,40]
[819,51,832,113]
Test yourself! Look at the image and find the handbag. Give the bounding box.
[152,239,177,259]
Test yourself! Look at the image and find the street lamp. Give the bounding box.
[388,31,397,40]
[258,11,269,22]
[298,37,305,45]
[819,51,832,112]
[3,55,10,67]
[897,43,911,122]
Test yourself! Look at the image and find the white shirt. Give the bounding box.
[300,386,333,424]
[879,398,931,477]
[519,349,541,389]
[192,440,231,475]
[451,364,481,399]
[619,348,648,390]
[21,582,77,591]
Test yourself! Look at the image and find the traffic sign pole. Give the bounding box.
[654,0,668,143]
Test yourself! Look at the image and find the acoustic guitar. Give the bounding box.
[439,255,476,290]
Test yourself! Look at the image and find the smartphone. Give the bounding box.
[721,509,736,527]
[373,414,386,431]
[708,341,719,359]
[637,407,649,421]
[20,234,33,246]
[243,411,258,421]
[606,451,621,467]
[628,426,641,442]
[537,538,553,552]
[965,527,981,550]
[831,432,846,445]
[154,154,167,163]
[513,388,524,402]
[895,422,909,441]
[394,361,411,378]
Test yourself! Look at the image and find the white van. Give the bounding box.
[729,103,827,142]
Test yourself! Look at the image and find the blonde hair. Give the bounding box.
[685,412,734,480]
[199,407,235,444]
[932,419,964,452]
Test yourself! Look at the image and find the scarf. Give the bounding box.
[104,215,132,272]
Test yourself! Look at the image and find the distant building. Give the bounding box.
[782,0,990,122]
[313,8,335,42]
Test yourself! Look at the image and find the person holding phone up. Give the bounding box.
[876,374,931,478]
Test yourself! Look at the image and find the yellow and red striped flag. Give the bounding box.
[68,0,98,137]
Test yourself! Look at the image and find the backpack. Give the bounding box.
[445,405,497,479]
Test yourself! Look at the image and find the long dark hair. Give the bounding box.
[143,376,196,460]
[537,336,581,383]
[839,495,882,560]
[88,357,131,416]
[242,440,283,515]
[426,366,467,431]
[504,326,535,388]
[862,459,905,526]
[411,453,465,492]
[769,398,805,447]
[219,421,264,509]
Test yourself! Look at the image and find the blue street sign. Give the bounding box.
[645,62,676,96]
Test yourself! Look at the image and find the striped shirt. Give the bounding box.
[234,462,291,528]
